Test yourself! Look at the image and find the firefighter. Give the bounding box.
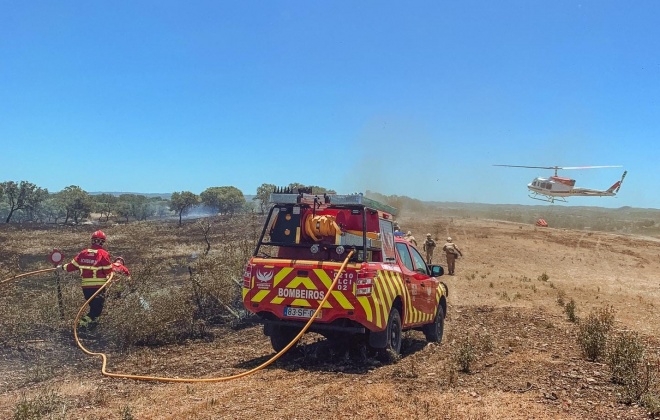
[112,256,131,279]
[404,231,417,246]
[56,230,113,327]
[422,233,436,264]
[442,237,463,276]
[110,256,132,298]
[393,221,405,237]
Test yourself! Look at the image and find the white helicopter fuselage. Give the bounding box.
[527,176,575,197]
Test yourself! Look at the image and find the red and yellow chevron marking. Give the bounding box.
[246,261,360,314]
[242,259,446,332]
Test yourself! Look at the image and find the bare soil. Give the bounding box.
[1,212,659,419]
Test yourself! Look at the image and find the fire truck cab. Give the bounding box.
[242,190,448,358]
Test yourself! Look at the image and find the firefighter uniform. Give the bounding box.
[422,234,436,264]
[404,231,417,246]
[442,237,463,275]
[110,257,132,298]
[60,231,113,326]
[112,257,131,278]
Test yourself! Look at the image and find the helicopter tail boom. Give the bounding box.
[606,170,627,194]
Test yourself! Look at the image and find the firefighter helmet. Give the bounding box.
[114,256,125,265]
[92,230,107,241]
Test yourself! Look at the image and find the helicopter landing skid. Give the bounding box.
[528,193,567,204]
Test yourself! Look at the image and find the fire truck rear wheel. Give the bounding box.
[378,308,402,362]
[270,325,300,353]
[423,304,445,343]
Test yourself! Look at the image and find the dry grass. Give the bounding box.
[1,207,660,419]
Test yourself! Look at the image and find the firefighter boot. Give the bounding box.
[78,315,93,328]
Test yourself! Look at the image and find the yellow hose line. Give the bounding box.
[74,250,355,383]
[304,214,341,241]
[0,267,56,286]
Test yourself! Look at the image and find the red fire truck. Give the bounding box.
[242,190,448,359]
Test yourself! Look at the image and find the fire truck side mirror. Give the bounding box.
[430,265,444,277]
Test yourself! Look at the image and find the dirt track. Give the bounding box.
[1,215,659,419]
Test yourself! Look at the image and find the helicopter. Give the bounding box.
[494,165,627,203]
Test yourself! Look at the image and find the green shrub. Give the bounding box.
[556,290,566,307]
[577,306,615,362]
[120,405,135,420]
[606,330,645,385]
[564,299,578,323]
[13,388,67,420]
[453,335,477,373]
[640,392,660,417]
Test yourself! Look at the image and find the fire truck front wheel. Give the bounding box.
[268,325,301,353]
[423,304,445,343]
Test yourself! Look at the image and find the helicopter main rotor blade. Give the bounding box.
[493,164,559,170]
[494,164,622,170]
[556,165,623,170]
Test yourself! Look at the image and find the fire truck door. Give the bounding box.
[395,242,430,315]
[408,245,437,313]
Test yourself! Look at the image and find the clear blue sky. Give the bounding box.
[2,1,659,209]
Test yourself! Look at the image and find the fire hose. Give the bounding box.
[2,250,355,383]
[0,267,56,285]
[304,214,341,241]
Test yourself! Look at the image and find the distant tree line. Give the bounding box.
[0,181,334,226]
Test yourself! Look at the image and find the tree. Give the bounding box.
[286,183,335,195]
[287,182,307,192]
[117,194,149,221]
[23,187,49,222]
[93,194,118,222]
[170,191,200,226]
[40,196,67,224]
[149,197,171,219]
[115,200,132,223]
[1,181,48,223]
[307,185,335,194]
[57,185,93,225]
[254,183,275,214]
[200,186,245,216]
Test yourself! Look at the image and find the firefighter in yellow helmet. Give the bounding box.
[442,236,463,275]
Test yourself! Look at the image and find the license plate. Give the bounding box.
[284,307,321,319]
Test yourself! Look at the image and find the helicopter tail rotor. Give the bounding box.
[607,170,627,194]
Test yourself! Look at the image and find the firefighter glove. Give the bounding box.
[55,265,65,275]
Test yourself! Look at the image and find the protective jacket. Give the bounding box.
[423,239,436,252]
[442,242,462,256]
[63,244,112,288]
[112,262,131,278]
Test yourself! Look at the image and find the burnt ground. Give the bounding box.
[1,214,660,419]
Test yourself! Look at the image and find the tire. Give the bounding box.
[378,308,402,362]
[269,325,300,353]
[423,304,445,343]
